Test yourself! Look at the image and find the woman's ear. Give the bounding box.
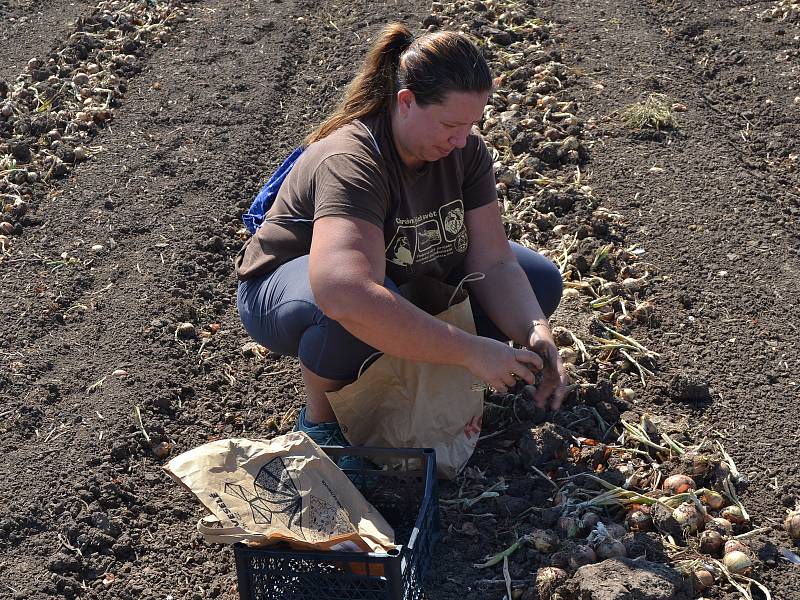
[395,88,416,118]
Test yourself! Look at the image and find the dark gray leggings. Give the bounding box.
[237,242,563,380]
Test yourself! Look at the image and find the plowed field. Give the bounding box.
[1,1,798,599]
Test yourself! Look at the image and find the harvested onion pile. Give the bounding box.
[0,0,190,260]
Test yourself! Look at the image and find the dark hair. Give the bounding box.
[306,23,492,144]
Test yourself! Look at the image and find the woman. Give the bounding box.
[236,23,568,447]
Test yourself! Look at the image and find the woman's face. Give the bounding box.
[393,89,489,169]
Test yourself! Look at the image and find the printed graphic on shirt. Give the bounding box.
[386,226,417,266]
[440,201,464,241]
[386,200,468,269]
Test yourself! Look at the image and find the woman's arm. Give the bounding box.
[309,214,543,391]
[463,201,568,409]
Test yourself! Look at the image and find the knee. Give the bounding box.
[529,258,563,318]
[537,261,564,317]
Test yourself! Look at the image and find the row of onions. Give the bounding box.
[429,1,795,599]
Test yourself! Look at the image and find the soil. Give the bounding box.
[1,1,798,600]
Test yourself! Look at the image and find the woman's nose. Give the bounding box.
[448,129,469,149]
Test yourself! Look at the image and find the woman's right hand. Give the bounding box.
[462,336,543,393]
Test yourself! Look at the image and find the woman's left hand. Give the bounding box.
[527,323,569,410]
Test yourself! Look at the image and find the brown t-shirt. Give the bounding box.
[235,110,497,285]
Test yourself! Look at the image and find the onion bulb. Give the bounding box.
[530,528,559,553]
[663,474,695,495]
[152,441,173,459]
[724,540,748,555]
[705,517,733,536]
[701,490,725,510]
[784,509,800,539]
[605,523,627,539]
[568,545,597,569]
[559,347,578,364]
[615,314,634,329]
[632,300,655,323]
[692,569,714,591]
[625,508,653,532]
[557,516,579,539]
[720,506,747,525]
[723,550,753,575]
[688,452,712,477]
[595,539,627,560]
[698,530,724,556]
[672,501,704,534]
[580,512,602,531]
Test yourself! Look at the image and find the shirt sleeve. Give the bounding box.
[311,152,390,228]
[461,134,498,211]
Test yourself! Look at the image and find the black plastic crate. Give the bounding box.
[233,446,440,600]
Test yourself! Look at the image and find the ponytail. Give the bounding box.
[306,23,492,145]
[305,23,413,144]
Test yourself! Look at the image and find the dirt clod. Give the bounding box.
[559,558,691,600]
[667,373,711,402]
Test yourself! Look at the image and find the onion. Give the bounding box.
[595,539,627,560]
[621,277,644,293]
[557,516,579,539]
[152,441,172,459]
[568,545,597,569]
[605,523,627,539]
[784,509,800,539]
[530,528,559,553]
[720,506,747,525]
[692,569,714,591]
[663,474,695,495]
[580,512,601,531]
[698,530,724,556]
[615,314,634,329]
[705,517,733,536]
[551,326,573,347]
[632,301,655,323]
[559,347,578,365]
[724,540,748,555]
[625,508,653,532]
[600,281,623,296]
[679,451,712,477]
[723,550,752,575]
[701,490,725,510]
[672,502,704,534]
[713,460,731,480]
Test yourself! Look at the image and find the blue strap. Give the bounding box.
[242,146,305,234]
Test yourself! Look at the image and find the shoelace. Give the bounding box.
[314,426,347,447]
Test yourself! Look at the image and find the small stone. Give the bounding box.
[91,244,104,253]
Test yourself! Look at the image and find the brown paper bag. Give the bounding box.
[327,276,485,480]
[163,431,395,553]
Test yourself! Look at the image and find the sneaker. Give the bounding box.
[294,407,348,447]
[293,408,378,488]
